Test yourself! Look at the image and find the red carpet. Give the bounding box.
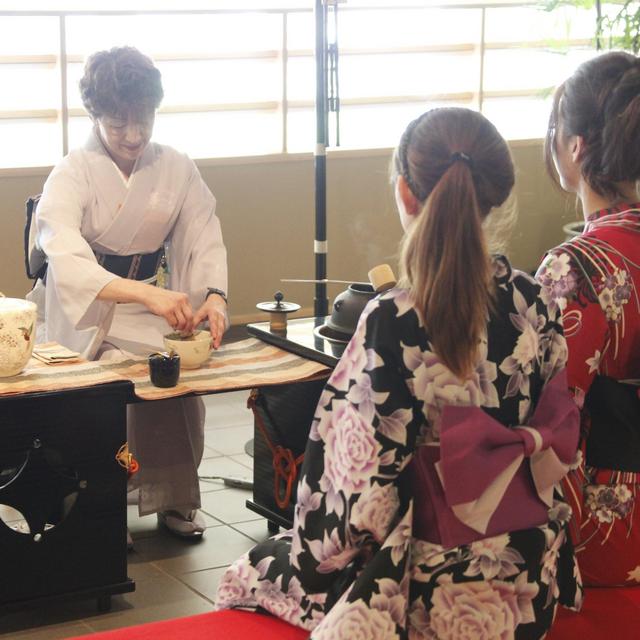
[547,586,640,640]
[69,609,309,639]
[69,588,640,639]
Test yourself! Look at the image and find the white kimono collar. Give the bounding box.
[84,129,159,254]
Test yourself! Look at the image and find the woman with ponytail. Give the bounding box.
[216,108,581,639]
[537,52,640,587]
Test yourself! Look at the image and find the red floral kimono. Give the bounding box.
[537,204,640,586]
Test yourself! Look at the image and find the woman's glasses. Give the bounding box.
[100,112,155,137]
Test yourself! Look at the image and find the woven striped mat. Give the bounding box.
[0,339,330,400]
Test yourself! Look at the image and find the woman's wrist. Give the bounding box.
[97,277,152,305]
[205,287,227,305]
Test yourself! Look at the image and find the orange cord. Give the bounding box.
[248,390,304,510]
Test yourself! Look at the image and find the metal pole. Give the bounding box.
[59,15,69,156]
[314,0,329,317]
[478,7,485,113]
[281,11,288,153]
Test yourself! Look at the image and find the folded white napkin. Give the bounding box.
[32,343,81,364]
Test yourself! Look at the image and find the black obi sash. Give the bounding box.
[94,247,164,282]
[585,375,640,472]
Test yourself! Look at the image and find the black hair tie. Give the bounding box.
[450,151,473,168]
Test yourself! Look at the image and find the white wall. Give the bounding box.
[0,142,577,323]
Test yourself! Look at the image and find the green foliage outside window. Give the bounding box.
[544,0,640,53]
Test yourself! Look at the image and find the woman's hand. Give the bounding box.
[144,287,194,332]
[97,278,194,331]
[192,294,227,349]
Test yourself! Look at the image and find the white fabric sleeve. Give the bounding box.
[167,158,228,307]
[36,157,118,329]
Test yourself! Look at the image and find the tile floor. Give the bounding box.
[1,389,271,639]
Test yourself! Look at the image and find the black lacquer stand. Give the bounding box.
[0,381,135,613]
[245,318,338,532]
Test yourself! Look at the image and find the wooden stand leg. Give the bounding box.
[97,594,112,613]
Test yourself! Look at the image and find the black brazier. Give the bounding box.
[0,381,134,612]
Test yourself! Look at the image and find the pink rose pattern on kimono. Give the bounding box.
[383,508,413,567]
[431,571,539,637]
[388,288,417,320]
[406,349,493,440]
[313,599,397,640]
[499,288,546,402]
[541,528,567,608]
[472,339,501,409]
[346,370,389,423]
[408,598,434,640]
[412,540,448,572]
[429,578,522,640]
[215,558,261,609]
[407,523,575,638]
[464,535,525,580]
[307,527,361,573]
[295,477,323,531]
[511,572,540,624]
[350,482,400,543]
[318,398,382,496]
[377,406,413,446]
[216,256,581,639]
[254,575,307,626]
[307,388,335,443]
[370,576,410,627]
[404,334,500,443]
[328,310,370,393]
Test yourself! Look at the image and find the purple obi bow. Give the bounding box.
[410,370,579,548]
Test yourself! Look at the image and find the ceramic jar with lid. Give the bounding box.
[0,294,37,377]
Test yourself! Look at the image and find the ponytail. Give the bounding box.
[395,108,514,380]
[401,162,492,379]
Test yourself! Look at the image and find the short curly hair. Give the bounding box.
[80,46,163,120]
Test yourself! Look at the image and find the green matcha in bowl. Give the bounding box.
[163,329,212,369]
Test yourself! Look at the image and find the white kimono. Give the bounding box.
[28,130,228,516]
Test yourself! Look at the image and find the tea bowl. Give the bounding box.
[163,329,212,369]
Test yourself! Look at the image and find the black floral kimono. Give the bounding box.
[216,256,582,639]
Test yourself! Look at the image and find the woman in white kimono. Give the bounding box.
[27,47,228,541]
